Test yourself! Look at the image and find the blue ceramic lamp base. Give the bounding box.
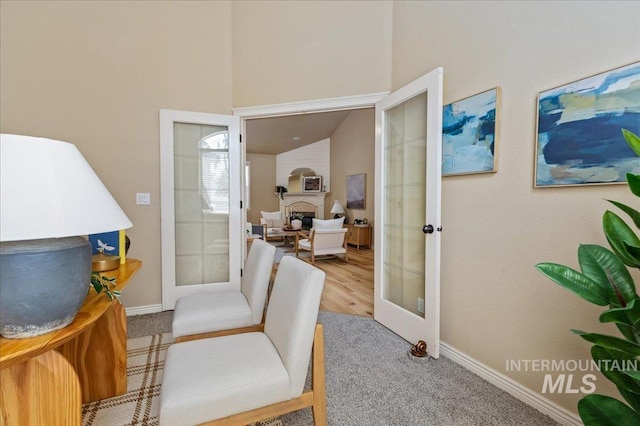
[0,236,91,339]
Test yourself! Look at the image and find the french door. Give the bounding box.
[374,68,443,358]
[160,110,242,310]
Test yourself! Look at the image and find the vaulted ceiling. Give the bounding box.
[245,110,352,155]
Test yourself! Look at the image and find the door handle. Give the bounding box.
[423,225,442,234]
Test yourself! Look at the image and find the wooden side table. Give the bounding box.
[345,224,372,249]
[0,259,142,425]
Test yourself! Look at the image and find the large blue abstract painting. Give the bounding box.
[536,62,640,187]
[442,88,498,176]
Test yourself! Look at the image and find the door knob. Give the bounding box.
[422,224,442,234]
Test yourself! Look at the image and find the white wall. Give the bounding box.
[392,0,640,414]
[276,139,331,192]
[0,1,234,309]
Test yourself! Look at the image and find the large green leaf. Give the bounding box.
[618,387,640,418]
[621,129,640,196]
[627,173,640,198]
[604,211,640,268]
[622,129,640,158]
[591,346,640,398]
[573,330,640,357]
[536,263,609,306]
[617,323,640,344]
[578,244,637,306]
[600,299,640,327]
[608,200,640,229]
[579,394,640,426]
[626,242,640,262]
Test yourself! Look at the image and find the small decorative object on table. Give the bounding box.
[90,271,121,302]
[89,230,128,265]
[91,248,120,272]
[290,212,304,230]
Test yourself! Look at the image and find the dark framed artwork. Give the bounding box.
[535,62,640,187]
[347,173,366,209]
[302,176,322,192]
[442,87,499,176]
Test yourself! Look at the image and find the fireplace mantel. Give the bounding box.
[279,192,327,220]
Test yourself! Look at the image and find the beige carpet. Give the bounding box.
[82,333,283,426]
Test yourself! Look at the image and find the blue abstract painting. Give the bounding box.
[442,88,498,176]
[536,62,640,187]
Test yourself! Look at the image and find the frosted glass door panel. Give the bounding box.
[174,122,229,286]
[382,92,427,317]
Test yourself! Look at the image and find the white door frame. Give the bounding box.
[233,91,388,256]
[232,92,388,120]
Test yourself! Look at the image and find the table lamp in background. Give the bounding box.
[0,134,133,339]
[330,200,345,219]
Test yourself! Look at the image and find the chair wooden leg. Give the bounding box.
[311,324,327,425]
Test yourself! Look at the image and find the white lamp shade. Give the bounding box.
[0,134,133,241]
[330,200,345,214]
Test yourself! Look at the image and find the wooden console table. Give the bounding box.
[0,259,142,425]
[345,224,371,249]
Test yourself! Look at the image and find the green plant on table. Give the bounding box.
[536,129,640,425]
[90,271,121,302]
[291,212,305,221]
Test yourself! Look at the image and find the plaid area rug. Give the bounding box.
[82,333,283,426]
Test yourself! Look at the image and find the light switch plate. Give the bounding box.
[136,193,151,205]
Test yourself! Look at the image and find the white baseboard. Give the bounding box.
[125,304,163,317]
[440,342,582,426]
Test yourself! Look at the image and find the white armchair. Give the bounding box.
[296,217,348,265]
[260,210,285,243]
[171,239,276,342]
[160,256,327,425]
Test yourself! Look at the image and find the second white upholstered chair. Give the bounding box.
[171,238,276,342]
[160,256,327,425]
[296,217,348,265]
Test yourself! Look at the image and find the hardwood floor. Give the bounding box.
[272,247,374,318]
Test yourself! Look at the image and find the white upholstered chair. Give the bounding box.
[296,217,348,265]
[171,238,276,342]
[160,256,327,425]
[260,210,285,243]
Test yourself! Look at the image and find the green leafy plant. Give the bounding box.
[90,271,122,302]
[291,212,305,221]
[536,129,640,425]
